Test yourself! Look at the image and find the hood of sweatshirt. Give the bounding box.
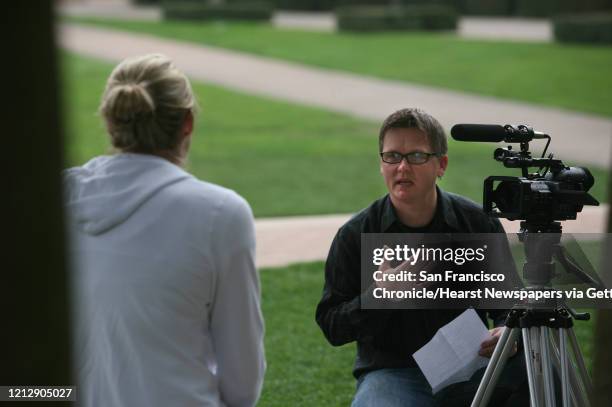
[63,153,192,236]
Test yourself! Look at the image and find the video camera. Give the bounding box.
[450,124,599,225]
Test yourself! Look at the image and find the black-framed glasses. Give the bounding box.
[380,151,441,165]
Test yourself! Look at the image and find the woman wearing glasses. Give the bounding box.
[316,108,528,407]
[64,54,264,407]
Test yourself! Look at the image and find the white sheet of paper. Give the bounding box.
[412,309,492,394]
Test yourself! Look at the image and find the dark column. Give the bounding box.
[592,167,612,407]
[1,0,71,397]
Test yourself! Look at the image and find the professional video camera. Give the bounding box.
[450,123,599,225]
[450,124,604,407]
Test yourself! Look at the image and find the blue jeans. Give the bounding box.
[352,355,528,407]
[352,367,434,407]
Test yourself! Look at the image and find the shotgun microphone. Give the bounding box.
[451,124,549,143]
[450,124,506,142]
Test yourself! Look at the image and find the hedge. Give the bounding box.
[272,0,334,11]
[335,0,461,9]
[463,0,512,16]
[162,1,274,21]
[513,0,556,17]
[264,0,461,12]
[251,0,612,14]
[514,0,612,17]
[554,12,612,44]
[336,5,458,32]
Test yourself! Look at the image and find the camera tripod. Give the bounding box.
[471,221,600,407]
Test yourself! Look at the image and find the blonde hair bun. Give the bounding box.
[99,54,196,153]
[103,83,155,125]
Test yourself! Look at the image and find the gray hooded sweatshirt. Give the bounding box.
[64,153,265,407]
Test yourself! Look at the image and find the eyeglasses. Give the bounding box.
[380,151,441,165]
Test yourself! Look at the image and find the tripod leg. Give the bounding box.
[567,327,593,395]
[523,327,542,407]
[471,327,519,407]
[540,327,556,407]
[548,330,589,407]
[560,329,570,407]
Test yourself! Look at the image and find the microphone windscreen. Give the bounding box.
[450,124,506,142]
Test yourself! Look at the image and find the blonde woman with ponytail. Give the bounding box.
[64,54,265,407]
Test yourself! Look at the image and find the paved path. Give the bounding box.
[61,24,612,169]
[274,13,554,42]
[59,3,553,42]
[254,205,609,268]
[273,11,336,31]
[60,1,161,20]
[459,17,552,42]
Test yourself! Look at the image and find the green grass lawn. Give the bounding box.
[260,262,355,406]
[63,53,608,218]
[259,261,596,405]
[68,18,612,117]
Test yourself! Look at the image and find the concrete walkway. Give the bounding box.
[59,1,161,21]
[59,3,553,42]
[459,17,552,42]
[254,205,609,268]
[61,24,612,169]
[273,13,554,43]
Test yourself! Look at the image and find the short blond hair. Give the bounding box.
[100,54,197,153]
